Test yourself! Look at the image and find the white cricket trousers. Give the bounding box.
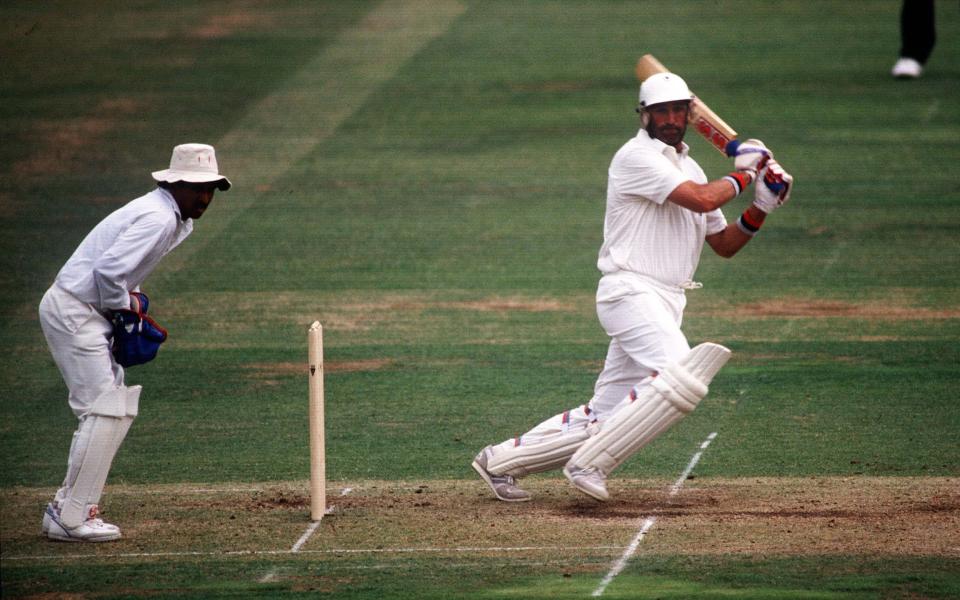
[588,273,691,418]
[39,284,136,516]
[492,273,690,460]
[39,284,124,417]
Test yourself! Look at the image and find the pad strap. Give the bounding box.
[487,406,598,477]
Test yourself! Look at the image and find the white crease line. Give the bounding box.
[290,487,350,555]
[291,521,322,554]
[3,545,624,563]
[592,432,717,598]
[258,487,353,583]
[114,488,265,495]
[63,486,355,497]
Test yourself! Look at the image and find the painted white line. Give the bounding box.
[291,521,321,554]
[592,432,718,598]
[4,545,624,563]
[289,488,349,555]
[671,431,717,493]
[113,488,265,495]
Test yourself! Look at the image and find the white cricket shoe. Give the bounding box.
[891,57,923,78]
[563,465,609,501]
[42,503,121,542]
[472,446,531,502]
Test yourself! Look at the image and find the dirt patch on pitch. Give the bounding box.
[710,297,960,320]
[318,295,575,334]
[2,477,957,562]
[444,298,573,312]
[172,291,578,335]
[314,476,960,558]
[344,296,574,315]
[246,359,396,379]
[646,477,960,556]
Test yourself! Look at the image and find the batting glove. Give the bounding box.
[752,159,793,213]
[727,138,771,181]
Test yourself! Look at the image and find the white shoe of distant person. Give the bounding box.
[42,503,121,542]
[891,57,923,78]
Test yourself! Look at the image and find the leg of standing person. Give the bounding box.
[892,0,936,78]
[39,286,139,542]
[473,284,689,501]
[564,286,729,501]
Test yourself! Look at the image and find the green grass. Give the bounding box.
[4,556,959,599]
[2,0,959,597]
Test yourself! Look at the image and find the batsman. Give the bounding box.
[473,72,793,502]
[38,143,231,541]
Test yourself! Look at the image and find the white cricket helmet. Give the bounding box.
[639,72,692,108]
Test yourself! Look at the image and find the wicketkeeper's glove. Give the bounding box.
[111,292,167,368]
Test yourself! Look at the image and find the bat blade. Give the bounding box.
[636,54,738,155]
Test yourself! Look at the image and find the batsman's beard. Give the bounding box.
[649,122,686,147]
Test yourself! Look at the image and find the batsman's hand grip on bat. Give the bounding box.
[752,159,793,213]
[726,138,771,182]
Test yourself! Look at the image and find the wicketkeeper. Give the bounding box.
[39,143,231,541]
[473,73,793,502]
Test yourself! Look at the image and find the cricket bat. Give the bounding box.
[635,54,739,155]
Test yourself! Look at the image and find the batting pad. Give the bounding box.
[567,343,730,475]
[59,385,141,528]
[487,426,595,478]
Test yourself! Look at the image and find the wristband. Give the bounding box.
[736,210,762,236]
[723,172,752,196]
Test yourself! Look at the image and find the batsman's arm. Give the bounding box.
[706,159,795,258]
[667,172,750,214]
[705,204,767,258]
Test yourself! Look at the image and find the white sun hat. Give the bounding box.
[152,143,231,190]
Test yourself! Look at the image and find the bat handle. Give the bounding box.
[724,139,741,157]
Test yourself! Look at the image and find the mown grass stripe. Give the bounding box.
[158,0,467,275]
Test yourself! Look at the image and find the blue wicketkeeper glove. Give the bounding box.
[111,292,168,367]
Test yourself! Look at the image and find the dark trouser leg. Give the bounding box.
[900,0,936,63]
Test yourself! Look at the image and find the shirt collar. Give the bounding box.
[157,186,186,222]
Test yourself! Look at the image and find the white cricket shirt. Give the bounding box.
[597,128,726,289]
[54,187,193,311]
